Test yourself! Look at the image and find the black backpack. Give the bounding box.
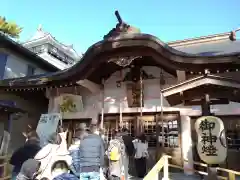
[122,135,135,156]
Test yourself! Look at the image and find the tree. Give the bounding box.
[0,16,22,38]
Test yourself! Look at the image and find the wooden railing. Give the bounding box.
[144,154,168,180]
[144,154,240,180]
[0,155,11,180]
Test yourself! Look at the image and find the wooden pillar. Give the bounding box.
[100,79,104,130]
[140,70,143,134]
[202,94,211,116]
[156,69,165,160]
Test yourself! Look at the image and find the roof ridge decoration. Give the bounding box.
[104,11,140,39]
[105,11,142,67]
[229,28,240,41]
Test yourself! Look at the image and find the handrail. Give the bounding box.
[144,155,168,180]
[144,154,240,180]
[167,155,240,180]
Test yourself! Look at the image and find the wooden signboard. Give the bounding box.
[57,94,84,113]
[36,113,61,147]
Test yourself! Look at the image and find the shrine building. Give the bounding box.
[2,12,240,172]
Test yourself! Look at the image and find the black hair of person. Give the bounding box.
[122,126,128,132]
[112,129,118,138]
[51,160,69,172]
[40,178,50,180]
[138,133,147,143]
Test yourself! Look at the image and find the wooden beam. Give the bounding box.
[76,79,102,93]
[162,75,240,97]
[166,86,240,106]
[184,98,229,106]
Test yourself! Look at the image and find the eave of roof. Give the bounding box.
[167,32,230,47]
[0,34,59,72]
[1,33,240,89]
[162,74,240,105]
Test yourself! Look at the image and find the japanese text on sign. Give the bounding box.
[199,119,217,156]
[36,113,61,147]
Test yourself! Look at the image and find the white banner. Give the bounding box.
[36,113,61,147]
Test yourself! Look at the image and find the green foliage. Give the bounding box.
[0,16,22,38]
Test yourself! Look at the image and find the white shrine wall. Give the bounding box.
[47,66,196,174]
[47,66,240,174]
[48,66,200,121]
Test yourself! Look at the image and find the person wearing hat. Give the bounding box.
[51,160,79,180]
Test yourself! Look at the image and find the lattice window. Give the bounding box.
[226,120,240,150]
[102,116,136,144]
[158,119,179,148]
[143,119,156,147]
[167,120,179,148]
[122,117,135,137]
[103,119,117,144]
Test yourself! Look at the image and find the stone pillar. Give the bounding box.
[47,97,54,113]
[180,115,194,175]
[48,97,59,113]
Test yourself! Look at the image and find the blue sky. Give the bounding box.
[1,0,239,54]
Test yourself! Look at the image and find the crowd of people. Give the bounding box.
[9,123,149,180]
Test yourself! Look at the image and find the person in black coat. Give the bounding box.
[10,134,41,180]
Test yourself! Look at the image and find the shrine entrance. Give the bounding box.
[100,111,182,169]
[62,118,92,147]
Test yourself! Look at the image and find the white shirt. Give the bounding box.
[132,139,148,159]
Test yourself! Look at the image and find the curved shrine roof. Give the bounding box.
[1,32,240,89]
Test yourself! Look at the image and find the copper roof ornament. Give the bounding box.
[104,10,140,39]
[229,31,236,41]
[229,28,240,41]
